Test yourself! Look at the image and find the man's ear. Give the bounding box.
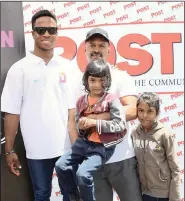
[32,31,35,39]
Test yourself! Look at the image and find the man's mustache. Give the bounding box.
[91,52,102,57]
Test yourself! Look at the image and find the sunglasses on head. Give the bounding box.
[33,27,58,35]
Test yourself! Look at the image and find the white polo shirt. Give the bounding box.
[74,66,137,163]
[1,53,76,159]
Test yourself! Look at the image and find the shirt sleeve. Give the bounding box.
[116,70,138,98]
[162,132,181,201]
[66,77,79,109]
[65,62,81,109]
[1,65,23,114]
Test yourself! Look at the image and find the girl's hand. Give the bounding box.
[78,117,96,130]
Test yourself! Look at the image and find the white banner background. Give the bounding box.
[22,2,184,201]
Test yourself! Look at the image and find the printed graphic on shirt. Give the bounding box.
[59,72,66,83]
[134,139,162,151]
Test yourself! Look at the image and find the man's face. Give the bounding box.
[85,35,110,62]
[32,16,57,51]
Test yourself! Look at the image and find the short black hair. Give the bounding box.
[31,9,57,30]
[82,58,111,93]
[137,92,160,115]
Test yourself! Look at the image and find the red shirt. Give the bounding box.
[83,96,101,143]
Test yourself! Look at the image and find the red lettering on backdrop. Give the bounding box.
[159,116,169,123]
[164,103,177,112]
[171,92,184,99]
[178,111,184,117]
[55,33,182,74]
[76,41,116,72]
[55,36,76,60]
[117,34,153,76]
[23,4,31,10]
[152,33,181,74]
[164,15,176,22]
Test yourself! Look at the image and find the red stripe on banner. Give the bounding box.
[156,91,184,94]
[137,91,184,95]
[24,21,184,34]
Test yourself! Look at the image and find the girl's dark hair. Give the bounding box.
[82,59,111,93]
[137,92,160,115]
[31,10,57,30]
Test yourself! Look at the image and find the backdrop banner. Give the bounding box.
[23,2,185,201]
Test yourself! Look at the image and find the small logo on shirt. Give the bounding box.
[59,72,66,83]
[33,79,40,83]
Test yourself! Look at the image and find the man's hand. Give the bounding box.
[78,117,96,130]
[68,109,78,144]
[6,153,22,176]
[119,96,137,121]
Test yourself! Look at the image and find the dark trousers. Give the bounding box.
[93,157,143,201]
[55,138,115,201]
[143,194,169,201]
[27,157,70,201]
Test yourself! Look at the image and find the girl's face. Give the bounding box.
[137,101,158,131]
[87,76,106,97]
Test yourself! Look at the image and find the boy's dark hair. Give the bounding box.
[31,9,57,30]
[137,92,160,115]
[82,59,111,93]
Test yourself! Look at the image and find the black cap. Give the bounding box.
[85,28,109,42]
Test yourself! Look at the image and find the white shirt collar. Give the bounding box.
[26,51,61,65]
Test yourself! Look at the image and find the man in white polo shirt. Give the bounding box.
[56,28,143,201]
[1,10,77,201]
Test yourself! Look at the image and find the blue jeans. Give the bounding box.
[55,138,115,201]
[143,194,169,201]
[27,157,70,201]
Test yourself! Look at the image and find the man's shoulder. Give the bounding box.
[55,56,71,71]
[13,56,27,65]
[104,92,118,101]
[58,59,81,76]
[110,66,131,79]
[109,64,137,96]
[55,55,69,64]
[8,56,27,73]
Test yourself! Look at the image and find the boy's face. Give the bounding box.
[87,76,106,97]
[137,101,157,130]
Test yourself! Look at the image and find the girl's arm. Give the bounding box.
[96,98,126,134]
